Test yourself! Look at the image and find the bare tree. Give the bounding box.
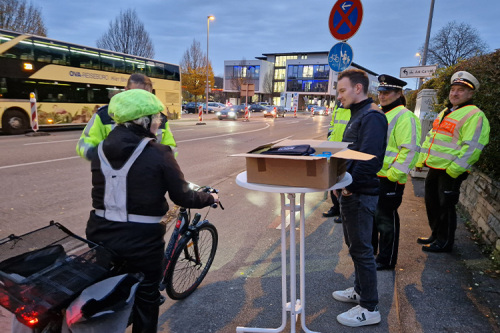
[262,70,274,102]
[180,39,213,102]
[424,21,488,67]
[96,9,154,58]
[0,0,46,35]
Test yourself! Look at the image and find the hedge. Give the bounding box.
[411,50,500,179]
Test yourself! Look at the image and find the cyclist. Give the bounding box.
[85,89,218,333]
[76,73,177,161]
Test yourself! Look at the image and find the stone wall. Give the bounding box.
[459,170,500,252]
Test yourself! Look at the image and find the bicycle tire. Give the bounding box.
[164,223,218,300]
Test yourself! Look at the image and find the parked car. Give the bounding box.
[307,104,319,112]
[312,106,329,116]
[184,102,204,114]
[248,104,268,112]
[263,105,286,118]
[217,105,249,120]
[258,102,270,107]
[206,102,225,113]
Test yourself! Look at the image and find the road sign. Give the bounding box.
[400,65,437,78]
[240,84,255,97]
[328,42,353,72]
[329,0,364,41]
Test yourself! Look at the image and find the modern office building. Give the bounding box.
[223,51,378,110]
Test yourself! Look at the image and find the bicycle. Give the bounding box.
[160,184,224,300]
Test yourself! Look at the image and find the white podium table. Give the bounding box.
[235,171,352,333]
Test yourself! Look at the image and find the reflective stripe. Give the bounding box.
[428,148,456,161]
[453,116,485,169]
[98,138,153,223]
[385,151,399,157]
[95,209,162,224]
[432,139,460,150]
[388,116,418,173]
[77,138,94,160]
[386,107,408,140]
[334,119,349,125]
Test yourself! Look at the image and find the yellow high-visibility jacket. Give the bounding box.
[76,105,177,161]
[328,105,351,142]
[377,105,421,184]
[416,104,490,178]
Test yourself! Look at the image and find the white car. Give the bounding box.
[207,102,225,113]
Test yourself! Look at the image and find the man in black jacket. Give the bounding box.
[86,89,217,333]
[331,69,387,327]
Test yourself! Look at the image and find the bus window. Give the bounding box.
[87,86,110,104]
[100,52,125,73]
[164,64,180,81]
[70,47,100,69]
[0,37,34,60]
[36,81,72,102]
[33,39,70,65]
[124,57,146,74]
[146,61,164,78]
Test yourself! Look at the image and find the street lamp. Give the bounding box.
[206,15,215,115]
[415,52,422,89]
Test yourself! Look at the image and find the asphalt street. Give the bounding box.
[0,113,498,332]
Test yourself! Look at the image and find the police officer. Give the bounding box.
[415,71,490,252]
[323,101,351,223]
[86,89,217,332]
[76,73,177,161]
[373,74,421,270]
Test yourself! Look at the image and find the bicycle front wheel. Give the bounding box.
[164,223,218,300]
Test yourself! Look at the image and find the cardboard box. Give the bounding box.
[233,139,374,189]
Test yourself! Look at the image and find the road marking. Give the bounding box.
[3,124,271,169]
[0,156,79,170]
[176,124,270,143]
[172,129,194,132]
[24,139,78,145]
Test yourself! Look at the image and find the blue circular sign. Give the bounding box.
[328,42,353,72]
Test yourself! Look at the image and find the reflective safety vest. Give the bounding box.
[96,138,163,223]
[377,105,421,184]
[328,105,351,142]
[416,105,490,178]
[77,106,177,160]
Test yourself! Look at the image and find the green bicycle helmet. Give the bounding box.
[108,89,164,123]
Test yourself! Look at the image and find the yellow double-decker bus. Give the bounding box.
[0,28,181,134]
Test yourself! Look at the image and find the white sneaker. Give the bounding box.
[332,287,360,304]
[337,305,381,327]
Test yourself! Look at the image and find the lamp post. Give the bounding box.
[206,15,215,115]
[415,52,422,90]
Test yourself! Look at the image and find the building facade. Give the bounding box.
[223,51,378,109]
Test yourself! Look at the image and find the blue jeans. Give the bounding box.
[340,193,379,311]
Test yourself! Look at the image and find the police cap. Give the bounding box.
[450,71,479,90]
[377,74,407,91]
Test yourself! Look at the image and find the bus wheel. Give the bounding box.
[2,109,30,135]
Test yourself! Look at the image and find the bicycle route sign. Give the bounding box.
[328,42,353,72]
[328,0,364,41]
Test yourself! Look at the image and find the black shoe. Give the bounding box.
[376,262,395,271]
[159,294,166,305]
[417,236,435,245]
[422,242,452,253]
[333,216,342,223]
[323,207,340,218]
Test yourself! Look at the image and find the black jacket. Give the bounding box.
[90,125,214,217]
[342,98,387,195]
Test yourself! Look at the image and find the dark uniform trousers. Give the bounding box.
[424,168,468,248]
[373,177,405,267]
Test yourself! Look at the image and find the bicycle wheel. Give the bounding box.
[164,223,218,300]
